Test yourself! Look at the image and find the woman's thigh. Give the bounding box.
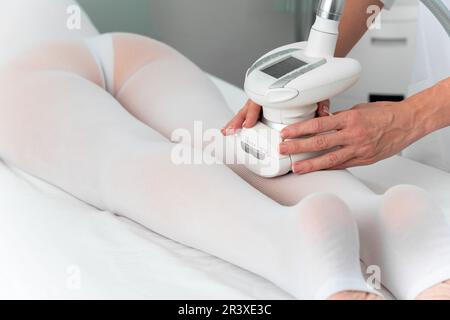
[111,33,376,206]
[2,33,376,208]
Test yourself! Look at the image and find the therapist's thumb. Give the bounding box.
[317,100,331,117]
[222,100,261,135]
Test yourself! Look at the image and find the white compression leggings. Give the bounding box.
[1,33,450,300]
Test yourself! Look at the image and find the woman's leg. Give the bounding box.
[373,185,450,300]
[111,33,450,299]
[0,39,372,299]
[109,34,373,205]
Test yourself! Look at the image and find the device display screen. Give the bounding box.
[261,57,308,79]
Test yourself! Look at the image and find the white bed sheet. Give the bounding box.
[0,76,449,300]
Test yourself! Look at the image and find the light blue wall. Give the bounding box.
[78,0,155,36]
[77,0,296,86]
[148,0,296,86]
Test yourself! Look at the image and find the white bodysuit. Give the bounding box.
[1,0,450,300]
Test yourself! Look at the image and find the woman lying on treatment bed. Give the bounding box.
[1,3,450,301]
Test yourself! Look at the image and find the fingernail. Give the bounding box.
[323,105,330,114]
[280,129,289,139]
[242,121,247,128]
[292,164,304,174]
[222,127,234,135]
[279,143,288,154]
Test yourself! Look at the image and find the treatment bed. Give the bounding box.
[1,75,449,299]
[1,0,449,300]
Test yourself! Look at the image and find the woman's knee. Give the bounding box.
[382,185,431,214]
[290,193,358,238]
[379,185,437,231]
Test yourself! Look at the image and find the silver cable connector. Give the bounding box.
[316,0,346,21]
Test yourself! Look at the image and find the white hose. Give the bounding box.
[420,0,450,37]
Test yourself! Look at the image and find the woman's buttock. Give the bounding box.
[0,32,180,95]
[111,33,183,96]
[0,39,104,89]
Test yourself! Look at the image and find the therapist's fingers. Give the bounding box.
[222,104,248,135]
[292,148,354,174]
[243,101,262,128]
[222,100,261,135]
[329,160,357,170]
[281,113,346,139]
[279,131,346,155]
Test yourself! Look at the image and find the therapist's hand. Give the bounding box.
[221,99,331,135]
[222,100,261,135]
[280,101,422,174]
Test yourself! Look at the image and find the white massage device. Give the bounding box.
[238,0,357,178]
[237,0,450,178]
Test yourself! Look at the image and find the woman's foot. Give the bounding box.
[416,280,450,300]
[329,291,384,300]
